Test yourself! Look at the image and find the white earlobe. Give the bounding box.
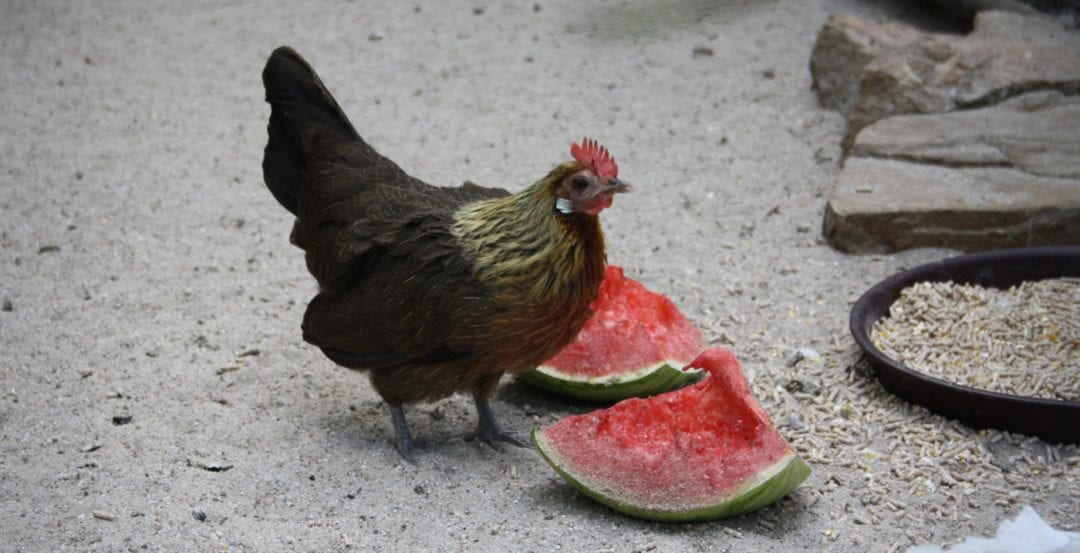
[555,198,573,214]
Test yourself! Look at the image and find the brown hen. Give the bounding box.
[261,47,630,460]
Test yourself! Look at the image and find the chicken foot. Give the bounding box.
[388,399,526,462]
[471,398,528,450]
[389,403,420,463]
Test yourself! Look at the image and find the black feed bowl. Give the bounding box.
[849,246,1080,444]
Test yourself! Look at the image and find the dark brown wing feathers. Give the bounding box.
[263,47,518,402]
[262,48,608,407]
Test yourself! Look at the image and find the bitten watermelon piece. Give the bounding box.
[533,347,810,522]
[518,266,704,401]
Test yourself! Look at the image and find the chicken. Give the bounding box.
[261,47,631,460]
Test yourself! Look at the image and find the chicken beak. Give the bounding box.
[607,178,633,193]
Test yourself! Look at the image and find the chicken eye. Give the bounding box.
[571,177,589,192]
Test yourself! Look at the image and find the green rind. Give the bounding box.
[533,429,811,523]
[518,363,702,402]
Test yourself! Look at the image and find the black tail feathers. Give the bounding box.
[261,46,358,215]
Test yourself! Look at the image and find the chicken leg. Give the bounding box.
[389,404,419,463]
[472,398,528,450]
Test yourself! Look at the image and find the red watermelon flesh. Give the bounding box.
[543,265,702,379]
[534,347,810,520]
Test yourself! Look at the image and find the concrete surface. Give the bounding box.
[1,1,1077,552]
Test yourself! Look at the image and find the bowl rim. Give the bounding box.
[849,245,1080,444]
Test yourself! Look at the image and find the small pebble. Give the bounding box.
[186,458,233,472]
[787,348,822,367]
[784,378,821,395]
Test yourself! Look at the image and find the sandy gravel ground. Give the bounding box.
[1,1,1076,551]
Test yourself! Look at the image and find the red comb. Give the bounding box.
[570,137,618,180]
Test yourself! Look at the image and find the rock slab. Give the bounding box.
[813,11,1080,253]
[824,158,1080,253]
[850,91,1080,180]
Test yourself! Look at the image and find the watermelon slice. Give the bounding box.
[533,347,810,522]
[518,266,704,401]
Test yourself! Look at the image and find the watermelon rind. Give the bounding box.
[518,265,704,402]
[518,361,702,402]
[533,428,811,522]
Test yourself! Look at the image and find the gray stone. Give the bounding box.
[809,15,922,114]
[816,11,1080,253]
[823,157,1080,253]
[967,7,1079,46]
[848,11,1080,143]
[850,91,1080,180]
[811,11,1080,147]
